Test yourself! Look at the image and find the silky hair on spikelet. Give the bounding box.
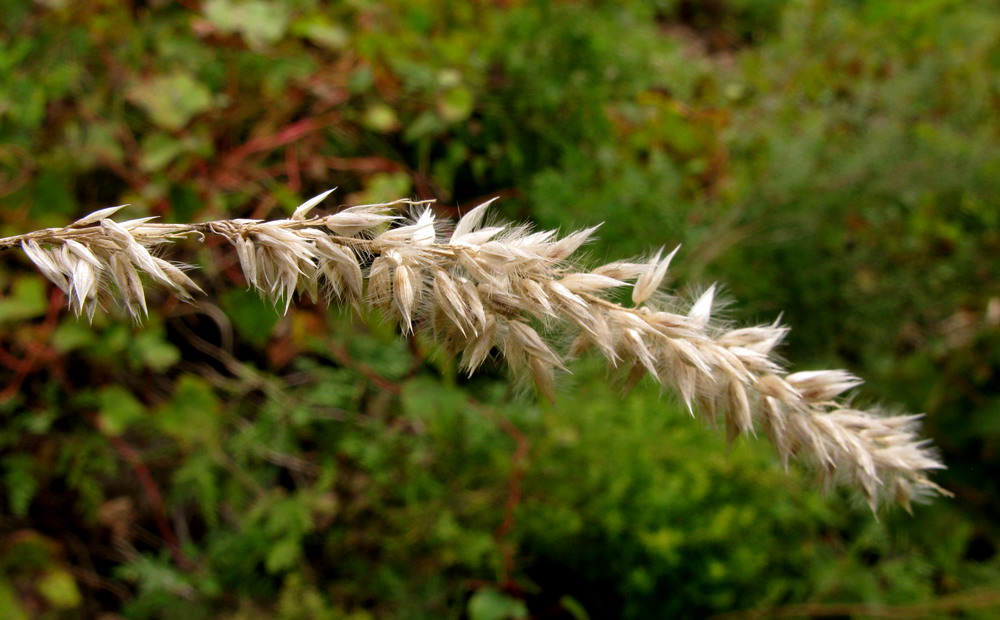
[0,190,949,512]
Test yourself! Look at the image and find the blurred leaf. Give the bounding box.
[204,0,291,49]
[291,15,349,50]
[438,87,474,123]
[116,555,194,601]
[220,288,280,347]
[139,132,185,172]
[2,455,37,517]
[560,595,591,620]
[264,538,300,574]
[157,375,220,445]
[73,120,124,167]
[0,578,28,620]
[0,277,46,325]
[352,172,411,205]
[50,321,98,352]
[126,71,214,131]
[97,385,145,436]
[130,328,180,371]
[36,569,82,609]
[403,111,445,142]
[468,588,528,620]
[362,103,400,133]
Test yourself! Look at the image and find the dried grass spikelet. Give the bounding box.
[19,210,202,321]
[314,237,364,306]
[3,190,950,511]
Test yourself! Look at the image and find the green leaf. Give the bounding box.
[362,103,400,133]
[126,71,214,131]
[204,0,291,49]
[66,119,125,168]
[51,321,97,353]
[438,87,475,123]
[468,588,528,620]
[291,14,349,50]
[131,329,180,371]
[220,288,280,347]
[36,570,82,609]
[264,538,301,574]
[403,111,445,142]
[157,375,220,445]
[559,596,590,620]
[0,277,46,324]
[172,451,221,529]
[139,132,185,172]
[3,455,37,517]
[97,385,145,436]
[355,172,411,205]
[116,555,193,599]
[0,578,28,620]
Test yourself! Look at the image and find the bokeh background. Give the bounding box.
[2,0,999,618]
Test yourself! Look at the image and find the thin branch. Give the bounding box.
[106,435,197,572]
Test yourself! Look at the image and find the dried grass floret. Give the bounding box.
[0,190,950,511]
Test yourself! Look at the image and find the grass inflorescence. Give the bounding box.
[0,190,948,511]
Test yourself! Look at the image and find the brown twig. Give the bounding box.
[214,112,343,190]
[105,436,197,572]
[0,288,63,403]
[328,342,402,396]
[492,415,529,588]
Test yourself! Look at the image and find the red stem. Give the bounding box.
[0,289,63,403]
[493,416,528,588]
[107,435,197,572]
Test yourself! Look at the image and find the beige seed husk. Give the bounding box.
[1,191,949,511]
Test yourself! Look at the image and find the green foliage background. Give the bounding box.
[1,0,999,617]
